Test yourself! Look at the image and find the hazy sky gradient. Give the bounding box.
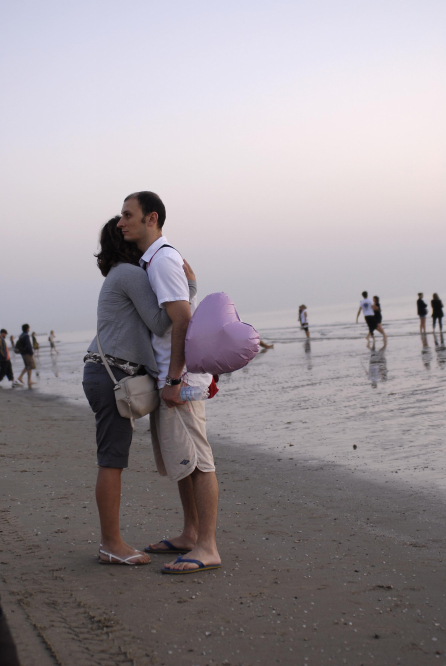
[1,0,445,333]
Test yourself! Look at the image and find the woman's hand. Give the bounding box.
[182,259,196,282]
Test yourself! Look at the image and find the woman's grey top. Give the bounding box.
[88,263,197,378]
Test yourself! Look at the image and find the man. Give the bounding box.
[0,329,15,387]
[118,192,221,574]
[17,324,36,388]
[417,293,428,334]
[356,291,376,341]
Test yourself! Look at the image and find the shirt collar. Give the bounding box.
[140,235,168,267]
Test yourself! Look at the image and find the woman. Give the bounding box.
[372,296,387,344]
[417,293,428,333]
[83,217,197,566]
[431,293,443,332]
[48,330,58,355]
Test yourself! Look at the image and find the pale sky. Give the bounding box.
[1,0,445,333]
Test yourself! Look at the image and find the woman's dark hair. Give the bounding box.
[124,191,166,229]
[95,216,143,277]
[373,295,380,306]
[433,293,439,300]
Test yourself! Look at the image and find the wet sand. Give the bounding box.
[1,389,445,666]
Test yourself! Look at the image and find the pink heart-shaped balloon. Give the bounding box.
[185,292,260,374]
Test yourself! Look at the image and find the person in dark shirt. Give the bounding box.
[17,324,36,388]
[0,329,15,387]
[431,293,443,332]
[372,296,387,344]
[417,293,428,333]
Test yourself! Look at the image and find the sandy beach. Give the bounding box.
[1,387,445,666]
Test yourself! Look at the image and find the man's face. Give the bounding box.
[118,198,147,243]
[0,332,6,339]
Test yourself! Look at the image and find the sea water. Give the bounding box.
[5,299,446,496]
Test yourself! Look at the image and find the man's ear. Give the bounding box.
[146,212,159,228]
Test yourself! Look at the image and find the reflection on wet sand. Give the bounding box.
[303,339,312,370]
[367,342,387,388]
[434,332,446,369]
[421,333,433,370]
[51,355,59,378]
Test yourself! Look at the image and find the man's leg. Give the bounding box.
[17,359,26,383]
[147,475,199,552]
[6,361,14,382]
[27,368,36,388]
[96,466,150,564]
[164,469,220,571]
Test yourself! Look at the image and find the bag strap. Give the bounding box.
[145,244,180,269]
[96,327,119,387]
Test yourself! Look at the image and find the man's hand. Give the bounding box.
[161,383,185,408]
[162,300,191,408]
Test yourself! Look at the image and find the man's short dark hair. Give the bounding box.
[22,324,30,332]
[124,191,166,229]
[1,329,7,334]
[362,291,368,298]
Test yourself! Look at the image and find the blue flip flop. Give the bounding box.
[161,556,222,575]
[144,539,191,555]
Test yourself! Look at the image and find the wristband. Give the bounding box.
[165,375,182,386]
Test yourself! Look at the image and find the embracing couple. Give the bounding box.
[82,191,220,574]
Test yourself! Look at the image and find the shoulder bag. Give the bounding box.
[96,328,160,428]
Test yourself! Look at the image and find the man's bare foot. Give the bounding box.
[163,544,220,571]
[99,542,150,565]
[146,535,196,553]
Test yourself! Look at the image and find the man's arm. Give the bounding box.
[161,300,191,408]
[356,307,362,323]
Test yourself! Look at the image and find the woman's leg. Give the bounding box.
[83,364,149,565]
[96,466,150,564]
[376,323,387,342]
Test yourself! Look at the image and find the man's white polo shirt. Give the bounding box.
[140,235,211,390]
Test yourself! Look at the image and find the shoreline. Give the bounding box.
[1,389,445,665]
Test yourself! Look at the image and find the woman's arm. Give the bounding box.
[122,268,196,337]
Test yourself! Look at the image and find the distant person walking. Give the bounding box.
[417,293,428,333]
[299,304,310,338]
[0,329,15,387]
[17,324,36,388]
[356,291,376,341]
[372,296,387,344]
[431,293,443,332]
[48,330,58,354]
[32,332,40,352]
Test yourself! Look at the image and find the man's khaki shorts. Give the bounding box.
[150,392,215,482]
[22,354,36,370]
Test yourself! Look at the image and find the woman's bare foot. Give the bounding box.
[99,542,150,565]
[98,545,150,565]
